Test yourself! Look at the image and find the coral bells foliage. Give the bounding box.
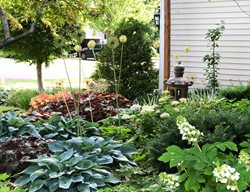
[176,115,203,145]
[213,164,240,191]
[30,91,70,110]
[30,91,131,122]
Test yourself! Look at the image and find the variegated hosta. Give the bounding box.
[14,136,136,192]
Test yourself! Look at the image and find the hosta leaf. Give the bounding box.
[14,175,31,187]
[105,177,120,184]
[96,155,113,165]
[44,133,58,139]
[90,178,105,187]
[71,175,84,182]
[29,179,45,192]
[48,141,66,152]
[66,155,83,166]
[112,154,129,162]
[59,176,72,189]
[121,145,137,155]
[92,173,103,179]
[21,166,41,174]
[8,126,18,132]
[76,160,94,170]
[28,157,59,165]
[59,148,74,162]
[48,181,59,192]
[92,168,111,175]
[49,172,64,178]
[77,184,90,192]
[30,169,47,182]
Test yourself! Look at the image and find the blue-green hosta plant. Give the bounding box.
[14,136,136,192]
[37,116,100,140]
[158,116,250,192]
[0,111,40,141]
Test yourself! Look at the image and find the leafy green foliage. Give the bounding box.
[203,21,225,92]
[0,173,27,192]
[0,135,50,174]
[15,136,136,191]
[139,97,250,169]
[0,89,9,106]
[219,82,250,101]
[93,18,158,100]
[37,116,101,140]
[6,89,38,110]
[0,111,40,141]
[159,141,250,192]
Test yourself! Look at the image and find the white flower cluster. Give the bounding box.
[140,105,155,115]
[160,112,170,118]
[238,150,250,171]
[159,172,180,191]
[171,101,180,106]
[130,104,141,111]
[176,116,203,145]
[121,114,131,120]
[179,98,187,103]
[213,164,240,191]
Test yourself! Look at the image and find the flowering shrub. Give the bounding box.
[213,164,240,191]
[138,95,250,169]
[158,117,250,192]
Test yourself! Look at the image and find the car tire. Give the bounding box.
[81,53,87,60]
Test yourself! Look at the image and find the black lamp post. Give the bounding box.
[154,6,160,29]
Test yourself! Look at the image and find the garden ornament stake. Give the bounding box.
[165,61,193,100]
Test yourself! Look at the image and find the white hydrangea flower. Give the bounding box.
[171,101,180,106]
[238,150,250,171]
[176,116,203,145]
[140,105,155,115]
[159,172,180,191]
[160,112,170,118]
[179,98,187,103]
[130,104,141,111]
[121,114,131,120]
[213,164,240,191]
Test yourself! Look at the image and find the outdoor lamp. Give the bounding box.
[154,6,160,29]
[165,62,193,101]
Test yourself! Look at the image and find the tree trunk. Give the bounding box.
[36,61,44,92]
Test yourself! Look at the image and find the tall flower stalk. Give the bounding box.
[107,36,120,110]
[74,44,83,136]
[118,35,127,93]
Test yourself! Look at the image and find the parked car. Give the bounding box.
[80,43,104,60]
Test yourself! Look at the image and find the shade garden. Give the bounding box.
[0,86,250,192]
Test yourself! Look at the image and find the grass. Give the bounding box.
[0,78,89,90]
[0,106,19,112]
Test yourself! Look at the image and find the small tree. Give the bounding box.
[2,22,82,91]
[93,18,159,100]
[203,21,225,93]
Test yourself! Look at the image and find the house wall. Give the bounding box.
[170,0,250,88]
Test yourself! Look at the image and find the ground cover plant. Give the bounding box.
[30,91,131,122]
[14,136,136,192]
[219,82,250,101]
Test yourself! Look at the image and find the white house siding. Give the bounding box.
[170,0,250,88]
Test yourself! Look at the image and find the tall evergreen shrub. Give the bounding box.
[93,18,159,100]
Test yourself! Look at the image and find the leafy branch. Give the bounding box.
[0,0,51,49]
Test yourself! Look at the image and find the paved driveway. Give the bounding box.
[0,58,96,80]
